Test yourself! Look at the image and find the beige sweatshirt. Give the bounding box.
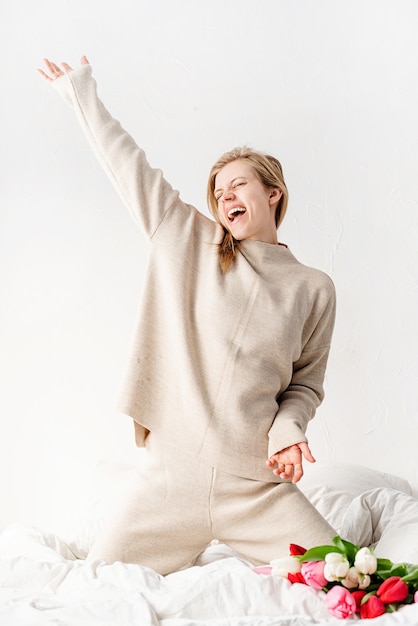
[53,65,336,482]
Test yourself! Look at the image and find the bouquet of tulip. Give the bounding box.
[253,536,418,619]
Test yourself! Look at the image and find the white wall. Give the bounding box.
[1,0,417,531]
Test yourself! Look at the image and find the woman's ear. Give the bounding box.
[269,188,283,205]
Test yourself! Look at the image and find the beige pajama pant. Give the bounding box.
[88,437,335,575]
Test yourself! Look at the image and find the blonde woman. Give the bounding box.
[38,57,336,575]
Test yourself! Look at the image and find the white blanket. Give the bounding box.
[1,464,418,626]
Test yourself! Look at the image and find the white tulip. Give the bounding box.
[358,572,371,589]
[354,547,377,575]
[270,556,301,578]
[341,566,360,589]
[324,552,350,581]
[341,566,371,590]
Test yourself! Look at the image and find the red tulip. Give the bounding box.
[289,543,306,556]
[351,590,366,613]
[288,572,306,584]
[360,595,386,619]
[377,576,409,604]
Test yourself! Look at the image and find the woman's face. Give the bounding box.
[214,160,282,244]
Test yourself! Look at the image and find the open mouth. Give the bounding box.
[227,207,246,222]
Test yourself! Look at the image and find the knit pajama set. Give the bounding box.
[54,66,337,575]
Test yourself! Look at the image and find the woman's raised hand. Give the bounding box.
[37,56,89,82]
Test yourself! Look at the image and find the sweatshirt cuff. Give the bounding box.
[267,416,307,458]
[52,64,92,107]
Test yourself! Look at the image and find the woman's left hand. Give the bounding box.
[266,442,315,483]
[37,56,89,83]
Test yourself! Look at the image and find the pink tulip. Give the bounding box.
[324,585,357,619]
[252,565,273,575]
[377,576,409,604]
[360,595,386,619]
[415,590,418,603]
[301,561,328,590]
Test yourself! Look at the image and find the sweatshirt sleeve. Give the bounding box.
[267,278,336,458]
[52,64,182,237]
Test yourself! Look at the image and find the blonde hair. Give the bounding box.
[207,146,289,273]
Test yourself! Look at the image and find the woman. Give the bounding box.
[38,57,337,575]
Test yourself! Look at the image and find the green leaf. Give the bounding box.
[299,545,343,562]
[402,567,418,583]
[361,591,377,604]
[380,564,408,578]
[332,537,358,562]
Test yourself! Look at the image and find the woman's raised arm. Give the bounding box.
[36,56,184,237]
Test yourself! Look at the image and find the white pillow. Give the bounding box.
[298,462,412,533]
[341,487,418,563]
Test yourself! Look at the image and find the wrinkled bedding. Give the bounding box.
[1,464,418,625]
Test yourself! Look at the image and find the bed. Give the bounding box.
[1,461,418,625]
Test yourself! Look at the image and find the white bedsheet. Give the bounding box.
[2,470,418,625]
[0,524,327,625]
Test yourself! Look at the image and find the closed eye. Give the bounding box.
[214,179,247,202]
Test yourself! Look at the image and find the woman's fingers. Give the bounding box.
[36,68,52,82]
[291,462,304,483]
[45,59,65,77]
[37,56,88,82]
[298,441,316,464]
[36,58,64,82]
